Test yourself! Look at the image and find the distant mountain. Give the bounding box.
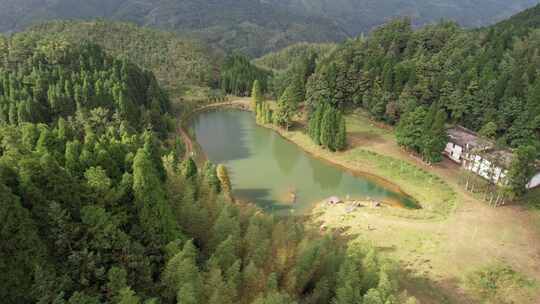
[0,0,538,56]
[269,0,539,36]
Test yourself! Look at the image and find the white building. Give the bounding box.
[444,126,540,189]
[528,172,540,189]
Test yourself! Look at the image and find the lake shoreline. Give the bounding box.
[184,100,434,216]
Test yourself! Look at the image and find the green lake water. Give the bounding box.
[191,109,418,215]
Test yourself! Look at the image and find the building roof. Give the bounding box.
[482,148,514,168]
[447,125,540,170]
[447,126,492,151]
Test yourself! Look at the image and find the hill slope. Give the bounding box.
[270,0,539,36]
[24,20,219,94]
[0,0,538,56]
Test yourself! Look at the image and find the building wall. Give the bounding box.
[463,153,508,185]
[445,141,539,191]
[444,142,463,163]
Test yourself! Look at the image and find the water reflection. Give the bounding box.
[272,132,300,175]
[308,156,343,190]
[191,110,252,163]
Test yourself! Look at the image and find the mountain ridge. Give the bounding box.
[1,0,538,56]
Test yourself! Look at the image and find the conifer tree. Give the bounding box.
[421,109,448,163]
[335,112,347,151]
[252,80,263,110]
[203,162,221,193]
[162,240,202,303]
[507,144,537,197]
[0,183,45,304]
[182,157,198,179]
[132,147,181,244]
[274,88,294,130]
[209,236,238,272]
[117,288,141,304]
[206,268,233,304]
[320,105,336,150]
[217,164,232,198]
[308,104,324,145]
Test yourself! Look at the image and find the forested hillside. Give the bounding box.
[302,16,540,153]
[1,0,537,57]
[0,31,414,304]
[490,3,540,34]
[23,20,219,94]
[254,43,336,71]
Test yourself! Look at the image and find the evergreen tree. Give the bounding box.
[396,107,427,153]
[181,157,198,179]
[308,104,324,145]
[274,88,295,130]
[203,162,221,193]
[0,183,45,304]
[421,109,448,163]
[117,288,141,304]
[133,147,181,244]
[479,121,497,139]
[106,267,128,303]
[320,105,337,150]
[335,112,347,151]
[252,80,263,110]
[507,144,537,197]
[217,164,232,198]
[162,240,202,303]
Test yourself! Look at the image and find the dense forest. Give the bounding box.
[0,32,415,304]
[21,20,219,94]
[0,0,537,57]
[220,54,271,96]
[301,15,540,158]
